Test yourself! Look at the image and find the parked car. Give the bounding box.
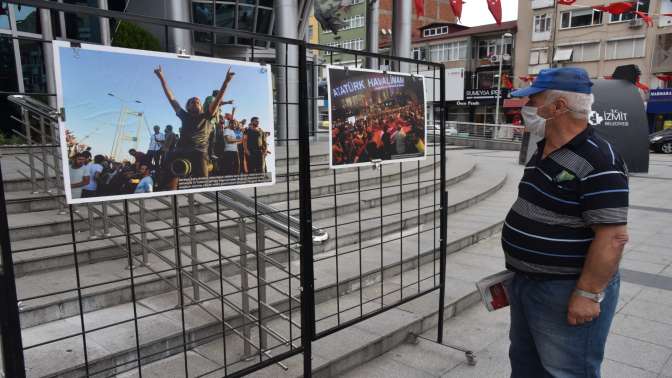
[650,129,672,154]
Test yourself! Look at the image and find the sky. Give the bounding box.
[58,47,273,161]
[458,0,518,27]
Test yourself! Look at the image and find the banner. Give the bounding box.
[327,66,427,168]
[53,42,275,204]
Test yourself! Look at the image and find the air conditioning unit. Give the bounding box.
[490,55,500,64]
[629,18,644,28]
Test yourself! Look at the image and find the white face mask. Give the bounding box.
[521,105,546,138]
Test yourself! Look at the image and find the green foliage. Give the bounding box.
[112,21,162,52]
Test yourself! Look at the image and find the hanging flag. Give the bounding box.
[518,75,535,83]
[450,0,463,20]
[656,74,672,82]
[557,0,577,5]
[415,0,425,16]
[633,11,653,26]
[592,2,634,15]
[487,0,502,25]
[501,73,514,89]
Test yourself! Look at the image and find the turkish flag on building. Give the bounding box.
[557,0,577,5]
[657,74,672,82]
[450,0,463,20]
[487,0,502,25]
[592,2,634,15]
[415,0,424,16]
[633,11,653,26]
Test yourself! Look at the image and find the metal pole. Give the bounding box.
[38,116,50,193]
[188,194,199,300]
[138,200,147,265]
[275,0,299,143]
[495,34,505,125]
[437,66,448,344]
[392,0,412,72]
[97,0,111,45]
[256,223,268,351]
[101,202,110,237]
[239,219,252,357]
[0,160,27,377]
[365,0,380,69]
[298,43,315,378]
[87,203,97,240]
[24,111,37,194]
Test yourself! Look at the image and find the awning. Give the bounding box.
[553,48,573,62]
[503,98,527,108]
[647,100,672,114]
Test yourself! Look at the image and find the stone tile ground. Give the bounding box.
[341,153,672,378]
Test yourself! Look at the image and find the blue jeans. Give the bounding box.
[508,272,620,378]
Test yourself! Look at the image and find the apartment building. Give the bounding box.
[514,0,672,89]
[318,0,458,66]
[381,21,518,124]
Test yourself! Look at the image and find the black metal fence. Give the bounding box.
[0,1,447,377]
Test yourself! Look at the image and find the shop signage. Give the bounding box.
[649,89,672,101]
[464,88,510,103]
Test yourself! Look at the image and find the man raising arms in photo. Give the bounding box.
[154,65,235,188]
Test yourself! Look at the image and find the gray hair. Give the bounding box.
[544,89,594,120]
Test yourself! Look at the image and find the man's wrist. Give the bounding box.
[573,288,605,303]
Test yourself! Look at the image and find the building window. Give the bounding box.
[560,8,603,29]
[14,5,41,35]
[529,48,549,65]
[477,39,512,59]
[0,9,9,30]
[192,1,274,45]
[342,15,365,30]
[340,39,364,50]
[605,38,646,60]
[559,42,601,62]
[0,36,19,92]
[412,47,427,60]
[19,39,47,93]
[534,13,551,33]
[610,0,649,22]
[429,41,467,62]
[63,0,101,42]
[423,26,450,37]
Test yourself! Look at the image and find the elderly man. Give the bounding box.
[504,68,629,377]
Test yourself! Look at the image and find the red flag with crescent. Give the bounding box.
[557,0,577,5]
[633,11,653,26]
[487,0,502,25]
[592,2,634,15]
[450,0,463,20]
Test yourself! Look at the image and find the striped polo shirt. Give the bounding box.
[502,126,629,279]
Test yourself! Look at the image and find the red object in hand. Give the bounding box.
[414,0,425,16]
[450,0,463,20]
[487,0,502,24]
[633,11,653,26]
[557,0,577,5]
[592,2,634,15]
[489,283,509,310]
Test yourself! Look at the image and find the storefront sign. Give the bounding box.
[649,89,672,101]
[464,88,510,103]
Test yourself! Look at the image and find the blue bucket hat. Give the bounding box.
[511,67,593,97]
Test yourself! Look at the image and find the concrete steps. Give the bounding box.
[17,160,519,378]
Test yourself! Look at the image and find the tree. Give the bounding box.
[112,21,161,52]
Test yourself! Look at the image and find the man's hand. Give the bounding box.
[225,67,235,83]
[567,292,600,326]
[154,65,164,79]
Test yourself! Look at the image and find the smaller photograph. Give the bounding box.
[327,66,427,169]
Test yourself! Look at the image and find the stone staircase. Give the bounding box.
[2,144,522,378]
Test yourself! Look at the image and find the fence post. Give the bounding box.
[437,65,448,344]
[23,111,37,194]
[238,217,252,357]
[188,194,199,300]
[0,160,27,378]
[297,43,315,377]
[138,200,147,265]
[256,223,267,351]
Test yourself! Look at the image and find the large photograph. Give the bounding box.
[53,42,274,204]
[327,66,427,168]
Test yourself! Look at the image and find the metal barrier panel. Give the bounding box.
[0,1,449,377]
[307,46,447,339]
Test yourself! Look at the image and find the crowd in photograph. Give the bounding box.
[331,102,425,166]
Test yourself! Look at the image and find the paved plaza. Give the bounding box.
[341,152,672,378]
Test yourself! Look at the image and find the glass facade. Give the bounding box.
[192,0,275,49]
[63,0,102,43]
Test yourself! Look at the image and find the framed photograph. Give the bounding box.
[53,41,275,204]
[327,65,427,169]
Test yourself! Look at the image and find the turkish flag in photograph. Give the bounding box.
[415,0,425,16]
[557,0,577,5]
[487,0,502,25]
[450,0,463,20]
[592,2,634,15]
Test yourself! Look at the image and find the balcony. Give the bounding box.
[532,31,551,42]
